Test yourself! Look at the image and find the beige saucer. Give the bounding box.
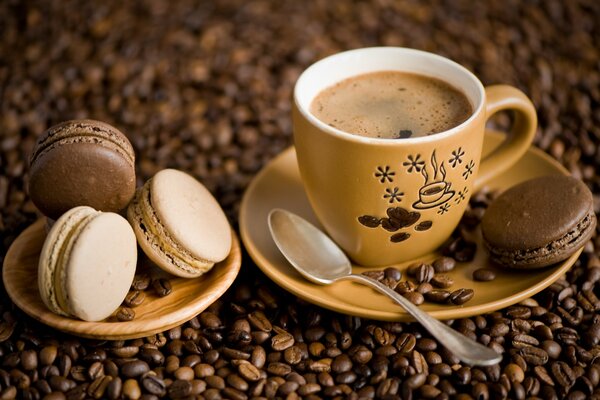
[3,220,241,339]
[240,130,581,321]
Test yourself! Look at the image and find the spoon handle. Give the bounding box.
[343,274,501,366]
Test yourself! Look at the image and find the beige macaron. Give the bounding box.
[38,206,137,322]
[127,169,232,278]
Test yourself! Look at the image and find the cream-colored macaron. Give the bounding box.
[38,206,137,321]
[127,169,232,278]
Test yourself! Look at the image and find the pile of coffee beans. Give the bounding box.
[1,0,599,399]
[114,273,173,322]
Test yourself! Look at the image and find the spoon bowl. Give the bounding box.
[268,208,501,366]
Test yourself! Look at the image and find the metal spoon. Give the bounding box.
[268,209,501,366]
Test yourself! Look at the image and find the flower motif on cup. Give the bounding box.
[437,203,451,215]
[375,166,395,183]
[463,160,475,180]
[454,187,468,204]
[383,187,404,204]
[449,147,465,168]
[403,154,425,173]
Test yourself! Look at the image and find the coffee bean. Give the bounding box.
[415,264,435,283]
[39,346,58,366]
[116,307,135,322]
[384,267,402,281]
[131,273,151,291]
[121,360,149,378]
[395,281,416,294]
[174,366,194,381]
[450,288,474,305]
[403,291,424,305]
[271,333,294,351]
[425,289,451,303]
[194,363,215,378]
[124,290,145,307]
[267,362,292,376]
[512,333,540,348]
[87,375,111,398]
[551,361,576,388]
[431,274,454,288]
[152,278,172,297]
[248,311,272,332]
[140,374,165,396]
[238,362,261,382]
[106,377,122,400]
[169,380,192,398]
[471,268,496,282]
[504,363,525,383]
[416,282,433,294]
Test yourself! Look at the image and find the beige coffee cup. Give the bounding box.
[292,47,537,266]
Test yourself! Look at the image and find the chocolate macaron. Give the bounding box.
[38,206,137,321]
[29,120,136,220]
[482,176,596,269]
[128,169,232,278]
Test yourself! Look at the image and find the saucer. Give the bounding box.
[3,219,241,340]
[240,130,581,321]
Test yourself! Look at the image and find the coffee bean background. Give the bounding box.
[1,0,600,398]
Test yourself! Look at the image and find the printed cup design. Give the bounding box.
[358,148,475,243]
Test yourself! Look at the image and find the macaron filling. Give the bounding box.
[132,181,214,275]
[485,211,596,266]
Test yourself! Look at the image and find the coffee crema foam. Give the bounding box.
[310,71,473,139]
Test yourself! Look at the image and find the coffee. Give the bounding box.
[310,71,473,139]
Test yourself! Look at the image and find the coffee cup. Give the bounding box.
[292,47,537,266]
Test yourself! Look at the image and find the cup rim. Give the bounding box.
[293,47,486,145]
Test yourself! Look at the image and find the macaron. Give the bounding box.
[38,206,137,321]
[127,169,232,278]
[482,175,597,269]
[29,119,136,220]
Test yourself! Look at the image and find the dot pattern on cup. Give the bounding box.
[359,150,478,243]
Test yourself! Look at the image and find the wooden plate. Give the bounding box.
[239,130,581,321]
[3,220,241,340]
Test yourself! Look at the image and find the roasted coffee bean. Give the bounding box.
[124,290,145,307]
[425,289,451,303]
[121,360,149,378]
[271,333,294,351]
[416,282,433,294]
[395,281,416,294]
[141,374,166,396]
[403,291,424,305]
[433,257,456,273]
[415,264,435,284]
[512,333,540,348]
[169,380,192,398]
[131,273,151,291]
[238,362,261,382]
[384,267,402,281]
[116,307,135,322]
[551,361,576,388]
[152,279,172,297]
[450,288,474,305]
[431,274,454,288]
[472,268,497,282]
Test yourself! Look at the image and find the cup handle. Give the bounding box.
[473,85,537,192]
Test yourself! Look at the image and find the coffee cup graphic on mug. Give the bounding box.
[292,47,537,266]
